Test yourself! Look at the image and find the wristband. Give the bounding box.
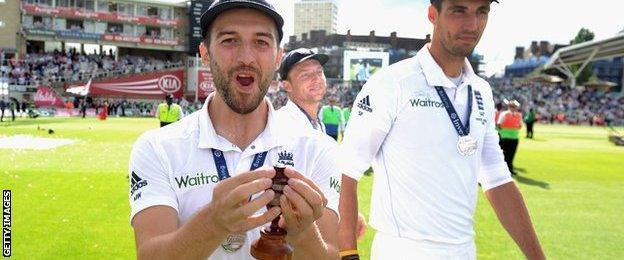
[340,250,359,260]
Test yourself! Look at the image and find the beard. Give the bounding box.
[210,60,273,114]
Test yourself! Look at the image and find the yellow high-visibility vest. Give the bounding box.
[157,103,182,123]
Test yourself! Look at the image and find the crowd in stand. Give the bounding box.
[70,97,202,117]
[491,81,624,126]
[268,79,624,127]
[267,81,363,110]
[0,49,183,86]
[2,49,622,126]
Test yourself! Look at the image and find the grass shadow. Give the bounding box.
[515,167,527,173]
[514,174,550,190]
[523,137,547,142]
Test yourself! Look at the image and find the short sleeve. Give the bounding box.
[128,133,178,224]
[478,88,513,191]
[310,141,342,218]
[340,73,396,181]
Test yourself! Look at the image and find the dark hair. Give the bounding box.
[202,33,211,48]
[431,0,442,11]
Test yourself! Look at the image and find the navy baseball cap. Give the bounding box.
[278,48,329,80]
[200,0,284,42]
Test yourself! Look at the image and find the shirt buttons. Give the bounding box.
[251,145,256,149]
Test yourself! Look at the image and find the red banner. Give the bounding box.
[101,34,179,46]
[34,86,65,108]
[197,69,215,99]
[102,34,142,43]
[22,3,182,27]
[88,70,184,99]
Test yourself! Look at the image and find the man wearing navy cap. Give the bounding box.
[339,0,545,259]
[129,1,341,259]
[275,48,329,134]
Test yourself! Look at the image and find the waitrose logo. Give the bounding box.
[410,98,444,108]
[175,173,220,189]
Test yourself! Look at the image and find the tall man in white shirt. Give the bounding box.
[276,48,369,243]
[129,1,340,259]
[338,0,545,259]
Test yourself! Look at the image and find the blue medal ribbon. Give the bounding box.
[211,149,268,181]
[434,85,473,137]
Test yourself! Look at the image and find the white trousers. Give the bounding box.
[371,231,476,260]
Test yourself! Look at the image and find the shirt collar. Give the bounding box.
[416,44,477,89]
[197,92,283,152]
[285,99,323,131]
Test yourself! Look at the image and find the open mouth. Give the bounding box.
[236,73,255,87]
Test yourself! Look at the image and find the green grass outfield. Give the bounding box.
[1,117,623,259]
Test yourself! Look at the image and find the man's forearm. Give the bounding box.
[338,175,359,251]
[486,182,545,260]
[290,223,338,260]
[137,210,226,260]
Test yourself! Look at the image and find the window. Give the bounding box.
[57,0,71,7]
[54,18,66,30]
[147,6,158,16]
[84,21,95,33]
[33,16,52,29]
[146,26,160,37]
[162,28,173,39]
[34,0,52,6]
[107,23,123,34]
[118,3,134,15]
[159,7,171,20]
[136,5,148,16]
[96,0,108,12]
[136,25,146,36]
[109,3,117,12]
[23,15,34,28]
[67,19,83,31]
[94,22,107,34]
[77,0,95,11]
[123,24,133,35]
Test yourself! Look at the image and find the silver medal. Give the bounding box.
[457,135,477,156]
[221,233,246,253]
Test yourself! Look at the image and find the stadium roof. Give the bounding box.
[506,56,549,69]
[543,33,624,87]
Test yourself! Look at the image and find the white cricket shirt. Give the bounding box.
[275,99,325,134]
[129,93,341,260]
[340,45,512,246]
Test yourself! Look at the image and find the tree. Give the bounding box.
[571,28,595,85]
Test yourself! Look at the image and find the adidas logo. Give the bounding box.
[357,95,373,114]
[130,171,148,198]
[278,150,294,166]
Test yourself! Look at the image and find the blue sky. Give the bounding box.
[185,0,624,76]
